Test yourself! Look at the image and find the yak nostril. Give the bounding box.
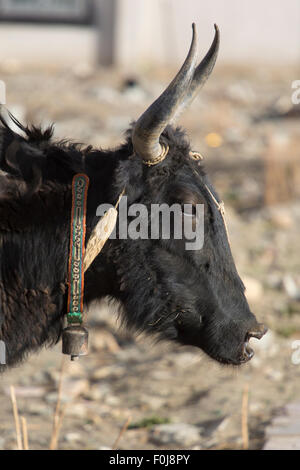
[247,323,268,340]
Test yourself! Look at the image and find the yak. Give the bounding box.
[0,24,267,370]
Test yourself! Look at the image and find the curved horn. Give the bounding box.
[172,24,220,121]
[132,23,198,164]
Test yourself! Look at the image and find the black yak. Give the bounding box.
[0,24,266,370]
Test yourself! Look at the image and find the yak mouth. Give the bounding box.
[208,325,268,366]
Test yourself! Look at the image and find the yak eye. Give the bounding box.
[204,262,210,271]
[182,204,197,217]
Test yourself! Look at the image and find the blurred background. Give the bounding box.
[0,0,300,451]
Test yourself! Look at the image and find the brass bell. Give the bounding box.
[62,325,89,361]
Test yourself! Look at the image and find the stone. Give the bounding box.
[86,383,112,401]
[91,365,126,380]
[266,272,282,290]
[45,379,89,404]
[25,402,51,417]
[267,209,293,230]
[150,423,202,447]
[264,367,283,382]
[61,378,89,398]
[264,436,300,450]
[263,401,300,449]
[64,432,82,443]
[138,395,166,411]
[282,275,300,301]
[4,386,46,398]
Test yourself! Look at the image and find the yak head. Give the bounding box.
[0,24,267,369]
[102,24,267,365]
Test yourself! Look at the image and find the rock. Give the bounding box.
[264,401,300,450]
[265,367,284,382]
[64,432,82,443]
[105,395,121,406]
[267,209,293,230]
[61,378,89,398]
[243,276,263,302]
[45,391,66,404]
[45,378,89,404]
[87,383,112,401]
[282,275,300,301]
[25,402,51,417]
[114,345,146,363]
[150,423,202,447]
[249,402,264,413]
[91,365,126,380]
[138,395,166,411]
[285,403,300,417]
[4,385,46,398]
[65,403,91,419]
[31,370,53,384]
[266,272,282,290]
[264,436,300,450]
[197,416,228,438]
[150,369,174,381]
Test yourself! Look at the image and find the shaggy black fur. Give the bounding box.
[0,112,262,369]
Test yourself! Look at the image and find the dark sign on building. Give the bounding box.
[0,0,94,24]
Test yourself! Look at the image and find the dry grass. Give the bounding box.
[9,357,69,450]
[241,384,249,450]
[21,416,29,450]
[49,357,68,450]
[112,416,132,450]
[10,385,22,450]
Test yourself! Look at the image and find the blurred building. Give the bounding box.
[0,0,299,67]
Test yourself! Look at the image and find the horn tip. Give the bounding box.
[191,23,198,46]
[214,23,220,34]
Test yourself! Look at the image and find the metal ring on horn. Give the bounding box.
[142,143,169,166]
